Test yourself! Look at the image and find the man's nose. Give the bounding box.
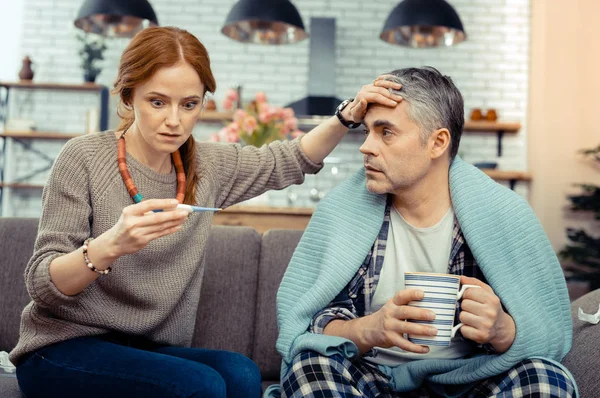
[359,133,378,157]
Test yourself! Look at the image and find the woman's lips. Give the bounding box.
[159,133,180,141]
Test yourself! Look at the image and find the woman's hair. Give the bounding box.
[112,27,216,205]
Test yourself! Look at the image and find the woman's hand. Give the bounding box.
[107,198,190,257]
[341,75,404,124]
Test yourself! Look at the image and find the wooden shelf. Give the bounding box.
[464,121,521,157]
[198,111,234,122]
[213,205,313,233]
[0,81,105,92]
[464,121,521,133]
[220,204,314,216]
[0,183,44,189]
[481,169,531,190]
[481,169,531,181]
[0,131,83,139]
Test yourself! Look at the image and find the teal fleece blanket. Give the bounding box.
[265,157,574,397]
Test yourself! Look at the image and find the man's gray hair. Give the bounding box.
[383,66,464,159]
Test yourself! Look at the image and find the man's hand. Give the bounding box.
[355,289,438,354]
[459,276,516,353]
[342,75,404,124]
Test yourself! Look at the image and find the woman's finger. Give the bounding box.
[348,98,368,120]
[136,210,189,228]
[374,76,402,90]
[362,85,403,100]
[146,224,184,242]
[128,198,179,216]
[359,91,399,107]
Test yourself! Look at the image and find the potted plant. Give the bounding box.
[76,32,107,83]
[560,144,600,291]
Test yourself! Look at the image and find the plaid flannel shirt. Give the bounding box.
[309,202,495,353]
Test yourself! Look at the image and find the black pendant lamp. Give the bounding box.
[74,0,159,38]
[222,0,307,45]
[380,0,466,48]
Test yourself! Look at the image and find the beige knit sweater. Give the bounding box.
[9,131,321,365]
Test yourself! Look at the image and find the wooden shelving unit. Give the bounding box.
[0,81,110,216]
[0,131,83,140]
[0,182,44,189]
[0,81,105,92]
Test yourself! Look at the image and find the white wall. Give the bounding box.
[0,0,25,80]
[529,0,600,251]
[1,0,531,216]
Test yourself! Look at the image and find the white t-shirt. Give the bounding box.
[364,206,473,366]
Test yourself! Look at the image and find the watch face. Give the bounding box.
[339,99,352,112]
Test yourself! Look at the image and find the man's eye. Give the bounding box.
[382,129,392,136]
[363,129,369,136]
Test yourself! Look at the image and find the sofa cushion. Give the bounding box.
[0,377,21,398]
[252,229,303,380]
[0,218,39,352]
[192,226,262,358]
[562,288,600,397]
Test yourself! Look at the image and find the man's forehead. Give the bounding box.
[363,101,407,127]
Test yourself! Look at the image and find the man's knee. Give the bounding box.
[283,351,353,384]
[512,358,576,397]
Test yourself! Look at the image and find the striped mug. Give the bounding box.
[404,272,480,346]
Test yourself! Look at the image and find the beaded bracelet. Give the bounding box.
[82,237,111,275]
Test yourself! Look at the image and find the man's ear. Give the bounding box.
[429,128,451,160]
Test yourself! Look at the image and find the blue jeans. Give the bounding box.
[16,333,262,398]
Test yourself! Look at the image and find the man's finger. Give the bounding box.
[393,305,436,322]
[460,276,493,293]
[392,288,424,306]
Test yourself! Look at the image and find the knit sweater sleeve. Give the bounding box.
[201,136,322,208]
[24,137,93,309]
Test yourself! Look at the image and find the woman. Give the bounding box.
[10,27,402,397]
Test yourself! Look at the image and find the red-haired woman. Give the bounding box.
[10,27,402,397]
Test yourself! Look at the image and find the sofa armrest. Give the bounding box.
[562,289,600,397]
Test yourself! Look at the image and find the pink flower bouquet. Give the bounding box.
[210,90,303,147]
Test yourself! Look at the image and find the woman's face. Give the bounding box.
[130,61,205,153]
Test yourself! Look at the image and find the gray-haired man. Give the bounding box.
[271,67,576,397]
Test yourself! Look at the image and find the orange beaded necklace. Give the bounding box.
[117,129,186,204]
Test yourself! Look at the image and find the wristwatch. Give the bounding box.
[335,98,361,129]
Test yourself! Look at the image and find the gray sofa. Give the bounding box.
[0,218,598,397]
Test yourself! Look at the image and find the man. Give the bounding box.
[267,67,576,397]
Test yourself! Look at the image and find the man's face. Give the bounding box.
[359,101,432,194]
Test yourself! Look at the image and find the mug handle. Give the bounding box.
[451,284,481,338]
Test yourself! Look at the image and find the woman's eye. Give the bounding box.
[183,102,198,110]
[363,129,370,136]
[150,99,164,107]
